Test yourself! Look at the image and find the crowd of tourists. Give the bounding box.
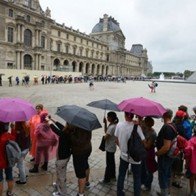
[0,104,196,196]
[0,74,147,87]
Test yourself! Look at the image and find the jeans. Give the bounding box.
[104,151,116,181]
[141,160,153,189]
[158,156,173,191]
[17,149,29,182]
[117,158,141,196]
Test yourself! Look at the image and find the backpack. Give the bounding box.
[155,83,158,87]
[167,124,188,158]
[127,124,147,162]
[6,140,21,167]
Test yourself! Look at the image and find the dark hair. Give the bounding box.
[178,105,188,112]
[144,117,154,127]
[36,104,43,110]
[125,112,134,119]
[0,122,9,134]
[163,109,173,119]
[107,111,119,124]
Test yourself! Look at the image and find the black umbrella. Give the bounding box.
[56,105,102,131]
[87,99,120,115]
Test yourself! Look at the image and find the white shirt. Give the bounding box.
[115,121,145,164]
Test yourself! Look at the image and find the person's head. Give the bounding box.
[144,117,154,128]
[15,121,29,135]
[124,112,134,121]
[0,121,9,134]
[178,105,188,113]
[107,111,119,124]
[175,110,186,119]
[162,109,173,123]
[35,104,43,114]
[40,112,48,123]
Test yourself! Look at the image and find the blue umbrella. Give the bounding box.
[56,105,102,131]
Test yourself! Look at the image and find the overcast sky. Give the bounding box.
[39,0,196,73]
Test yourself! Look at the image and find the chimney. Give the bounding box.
[103,14,108,32]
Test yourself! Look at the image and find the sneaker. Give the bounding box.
[52,192,62,196]
[172,182,183,188]
[6,191,14,196]
[30,158,35,162]
[99,179,110,184]
[16,180,27,185]
[85,181,91,188]
[141,185,150,191]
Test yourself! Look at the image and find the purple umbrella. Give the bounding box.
[0,98,36,122]
[118,97,166,117]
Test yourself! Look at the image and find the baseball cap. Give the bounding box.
[176,110,186,118]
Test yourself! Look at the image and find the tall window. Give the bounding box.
[25,0,32,8]
[26,15,30,22]
[57,43,61,52]
[65,45,69,53]
[41,36,45,48]
[7,27,14,43]
[8,9,13,17]
[73,47,76,55]
[24,54,32,69]
[58,31,61,37]
[24,29,32,46]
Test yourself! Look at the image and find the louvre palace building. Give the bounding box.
[0,0,153,77]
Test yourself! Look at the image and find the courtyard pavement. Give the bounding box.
[1,80,196,196]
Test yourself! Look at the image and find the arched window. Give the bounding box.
[24,54,32,70]
[24,29,32,46]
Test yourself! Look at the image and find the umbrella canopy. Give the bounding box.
[118,97,166,117]
[87,99,120,112]
[0,98,36,122]
[56,105,102,131]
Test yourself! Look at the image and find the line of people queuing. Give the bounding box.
[0,104,196,196]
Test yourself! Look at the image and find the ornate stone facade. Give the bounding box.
[0,0,152,76]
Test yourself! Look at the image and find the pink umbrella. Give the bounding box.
[118,97,166,117]
[0,98,36,122]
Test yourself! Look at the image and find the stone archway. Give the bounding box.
[92,64,95,75]
[72,61,77,72]
[97,64,100,75]
[86,63,90,75]
[106,66,109,76]
[79,62,84,73]
[24,54,32,70]
[53,58,60,70]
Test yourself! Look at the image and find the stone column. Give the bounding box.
[16,51,20,69]
[38,54,41,70]
[17,25,20,42]
[21,25,24,43]
[21,52,24,69]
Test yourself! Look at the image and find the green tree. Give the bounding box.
[184,70,194,79]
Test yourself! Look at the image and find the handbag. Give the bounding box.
[99,136,105,151]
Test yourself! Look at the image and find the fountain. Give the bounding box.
[159,73,165,80]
